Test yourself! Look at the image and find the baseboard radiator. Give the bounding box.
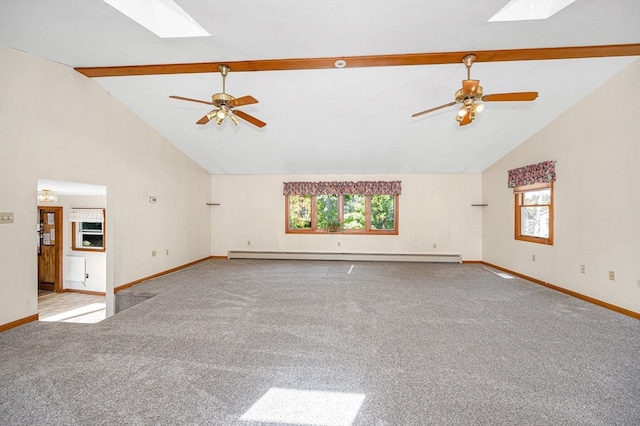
[227,251,462,263]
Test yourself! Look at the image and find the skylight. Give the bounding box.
[103,0,210,38]
[488,0,576,22]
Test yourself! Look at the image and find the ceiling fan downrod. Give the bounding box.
[219,64,230,94]
[463,54,476,79]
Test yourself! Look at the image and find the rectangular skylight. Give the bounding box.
[103,0,210,38]
[488,0,576,22]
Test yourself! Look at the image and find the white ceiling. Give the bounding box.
[1,0,639,176]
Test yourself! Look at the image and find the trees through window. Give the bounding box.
[286,193,398,234]
[285,181,400,235]
[514,182,553,245]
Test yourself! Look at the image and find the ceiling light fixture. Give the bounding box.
[488,0,576,22]
[37,189,58,204]
[103,0,210,38]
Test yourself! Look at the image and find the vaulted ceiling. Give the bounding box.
[1,0,638,175]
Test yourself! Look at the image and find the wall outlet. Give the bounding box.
[247,240,251,246]
[433,243,437,248]
[166,249,169,255]
[580,265,586,274]
[532,254,536,261]
[152,250,156,257]
[337,241,341,247]
[609,271,616,281]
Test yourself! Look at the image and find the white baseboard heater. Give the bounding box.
[227,251,462,263]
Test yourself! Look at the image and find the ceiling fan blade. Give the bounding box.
[411,101,457,118]
[462,79,480,96]
[196,111,215,125]
[459,111,472,126]
[233,110,267,128]
[481,92,539,102]
[229,95,259,107]
[169,95,214,106]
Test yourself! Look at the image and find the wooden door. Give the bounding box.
[38,207,63,292]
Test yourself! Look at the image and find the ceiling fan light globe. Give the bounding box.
[229,115,239,125]
[475,103,485,112]
[457,107,467,117]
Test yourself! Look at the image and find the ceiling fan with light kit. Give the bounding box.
[411,54,538,126]
[170,64,266,128]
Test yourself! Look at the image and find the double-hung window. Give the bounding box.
[509,161,556,245]
[514,182,553,245]
[70,208,106,251]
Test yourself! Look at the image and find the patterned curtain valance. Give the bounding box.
[283,181,402,196]
[508,161,556,188]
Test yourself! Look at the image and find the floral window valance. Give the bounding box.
[283,181,402,196]
[508,161,556,188]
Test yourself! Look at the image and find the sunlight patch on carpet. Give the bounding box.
[484,267,514,279]
[240,387,365,426]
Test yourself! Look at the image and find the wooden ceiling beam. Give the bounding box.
[75,44,640,78]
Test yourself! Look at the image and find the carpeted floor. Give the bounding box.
[1,259,639,425]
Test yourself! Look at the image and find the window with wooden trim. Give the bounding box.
[286,193,398,234]
[71,208,106,251]
[284,181,400,235]
[514,182,553,245]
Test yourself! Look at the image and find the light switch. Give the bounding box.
[0,212,14,224]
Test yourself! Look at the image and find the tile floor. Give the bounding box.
[38,291,106,324]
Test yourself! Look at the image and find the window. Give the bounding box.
[284,181,400,235]
[286,193,398,234]
[71,209,106,251]
[514,182,553,245]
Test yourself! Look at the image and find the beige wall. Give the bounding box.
[211,173,483,260]
[0,46,211,326]
[482,59,640,314]
[2,46,637,327]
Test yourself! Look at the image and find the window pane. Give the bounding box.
[81,222,102,231]
[343,195,365,229]
[371,195,395,230]
[521,206,549,237]
[317,195,339,228]
[288,195,312,229]
[523,189,551,205]
[81,234,103,248]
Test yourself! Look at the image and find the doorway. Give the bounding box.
[38,206,63,293]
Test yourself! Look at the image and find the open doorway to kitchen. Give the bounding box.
[37,179,108,323]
